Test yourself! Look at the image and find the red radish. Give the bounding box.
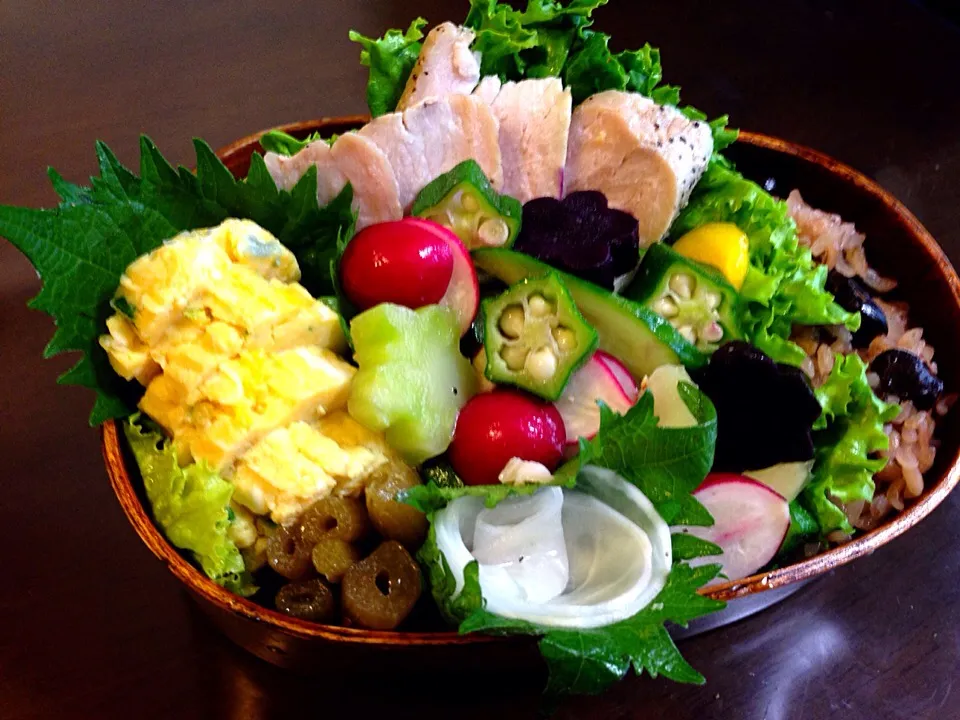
[594,351,640,401]
[449,389,566,486]
[341,218,479,335]
[675,473,790,583]
[553,352,638,446]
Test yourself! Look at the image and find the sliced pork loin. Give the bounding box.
[264,141,345,201]
[329,134,403,228]
[359,93,502,211]
[397,23,481,110]
[487,78,571,203]
[472,75,502,105]
[264,135,402,230]
[564,90,713,247]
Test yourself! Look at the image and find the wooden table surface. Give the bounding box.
[2,1,959,718]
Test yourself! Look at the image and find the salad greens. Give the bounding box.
[411,379,723,697]
[259,129,325,156]
[349,18,428,117]
[804,354,899,533]
[353,0,737,150]
[672,160,858,368]
[0,138,355,425]
[124,417,256,596]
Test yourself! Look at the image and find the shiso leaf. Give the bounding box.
[577,384,718,526]
[0,137,355,424]
[453,561,724,697]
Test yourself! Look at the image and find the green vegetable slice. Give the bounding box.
[411,160,522,250]
[482,273,597,400]
[123,417,256,596]
[625,243,742,352]
[473,248,708,381]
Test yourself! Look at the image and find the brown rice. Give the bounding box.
[787,192,952,534]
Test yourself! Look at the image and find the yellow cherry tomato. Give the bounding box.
[672,223,750,289]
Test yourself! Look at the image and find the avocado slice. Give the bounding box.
[472,249,707,380]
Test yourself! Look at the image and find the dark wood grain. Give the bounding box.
[2,1,959,718]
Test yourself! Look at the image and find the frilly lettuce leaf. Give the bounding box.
[672,159,858,366]
[259,129,324,156]
[123,418,256,596]
[803,354,899,533]
[349,18,427,117]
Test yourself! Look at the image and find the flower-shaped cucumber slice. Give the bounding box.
[347,303,477,465]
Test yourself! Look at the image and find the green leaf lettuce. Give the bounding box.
[123,418,255,596]
[349,18,427,117]
[804,354,899,533]
[672,160,858,366]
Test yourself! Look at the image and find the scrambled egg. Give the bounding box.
[231,414,391,525]
[101,219,394,525]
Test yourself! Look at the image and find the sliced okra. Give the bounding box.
[482,273,598,400]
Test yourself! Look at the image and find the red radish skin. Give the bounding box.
[594,350,640,402]
[341,220,454,310]
[676,473,790,583]
[553,352,638,446]
[449,390,566,486]
[406,218,479,336]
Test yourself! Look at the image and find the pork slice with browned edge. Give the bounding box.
[397,22,481,110]
[564,90,713,247]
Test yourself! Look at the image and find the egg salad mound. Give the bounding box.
[101,219,402,526]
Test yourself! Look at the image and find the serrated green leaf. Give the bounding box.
[1,136,355,424]
[579,389,717,525]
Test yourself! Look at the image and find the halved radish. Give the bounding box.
[594,350,640,402]
[554,351,638,447]
[675,473,790,583]
[340,218,479,336]
[406,218,479,336]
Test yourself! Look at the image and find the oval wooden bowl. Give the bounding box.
[103,117,960,671]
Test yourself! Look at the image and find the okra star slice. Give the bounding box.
[411,160,523,250]
[483,273,598,401]
[625,243,741,352]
